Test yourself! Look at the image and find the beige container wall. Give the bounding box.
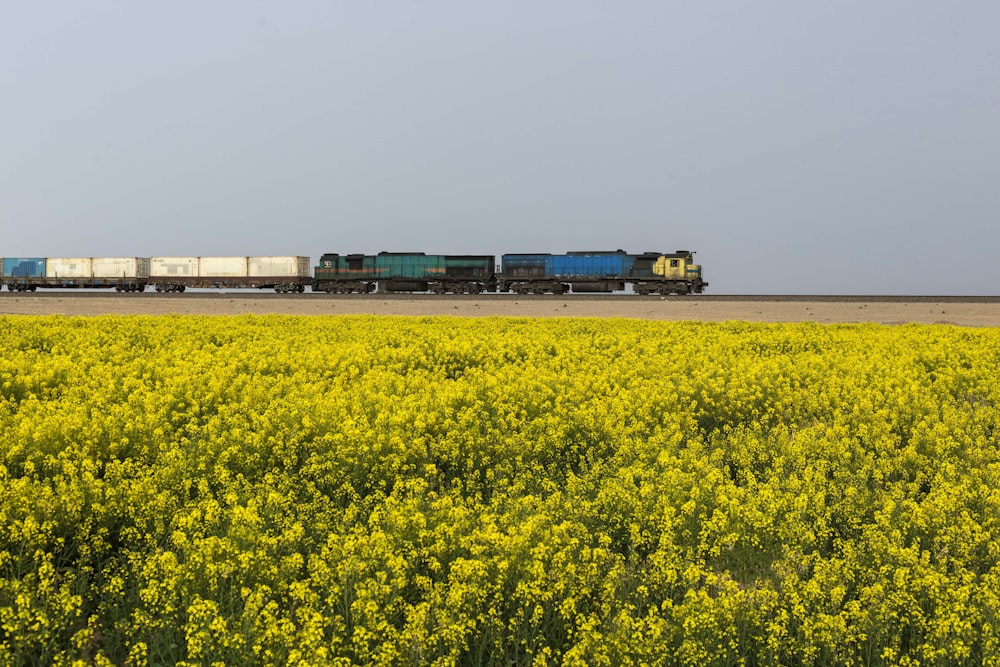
[150,257,200,278]
[92,257,150,278]
[45,258,92,278]
[198,257,248,277]
[248,256,311,278]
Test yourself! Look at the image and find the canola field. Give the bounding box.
[2,315,1000,666]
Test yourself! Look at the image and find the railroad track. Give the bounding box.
[2,292,998,303]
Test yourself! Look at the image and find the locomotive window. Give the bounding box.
[348,258,363,270]
[670,259,679,268]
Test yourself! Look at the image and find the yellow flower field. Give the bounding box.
[2,315,1000,666]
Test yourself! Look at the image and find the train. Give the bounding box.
[1,250,707,295]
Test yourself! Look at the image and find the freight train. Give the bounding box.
[1,250,707,295]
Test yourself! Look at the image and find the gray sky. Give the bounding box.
[2,2,998,294]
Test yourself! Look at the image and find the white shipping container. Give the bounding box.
[198,256,248,278]
[92,257,150,279]
[46,258,92,278]
[248,256,311,278]
[150,257,199,278]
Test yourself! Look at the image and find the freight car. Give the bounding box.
[499,250,706,295]
[3,257,149,292]
[149,256,311,293]
[313,253,497,294]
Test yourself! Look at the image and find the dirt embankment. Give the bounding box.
[3,294,1000,326]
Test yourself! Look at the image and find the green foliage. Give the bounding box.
[1,315,999,665]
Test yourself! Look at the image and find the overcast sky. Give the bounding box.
[2,2,997,294]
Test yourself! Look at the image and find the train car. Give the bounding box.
[150,256,311,292]
[3,257,149,292]
[3,258,46,291]
[499,250,707,294]
[313,252,497,293]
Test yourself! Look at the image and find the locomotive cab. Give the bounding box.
[654,251,700,280]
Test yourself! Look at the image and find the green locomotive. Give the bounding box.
[312,252,498,294]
